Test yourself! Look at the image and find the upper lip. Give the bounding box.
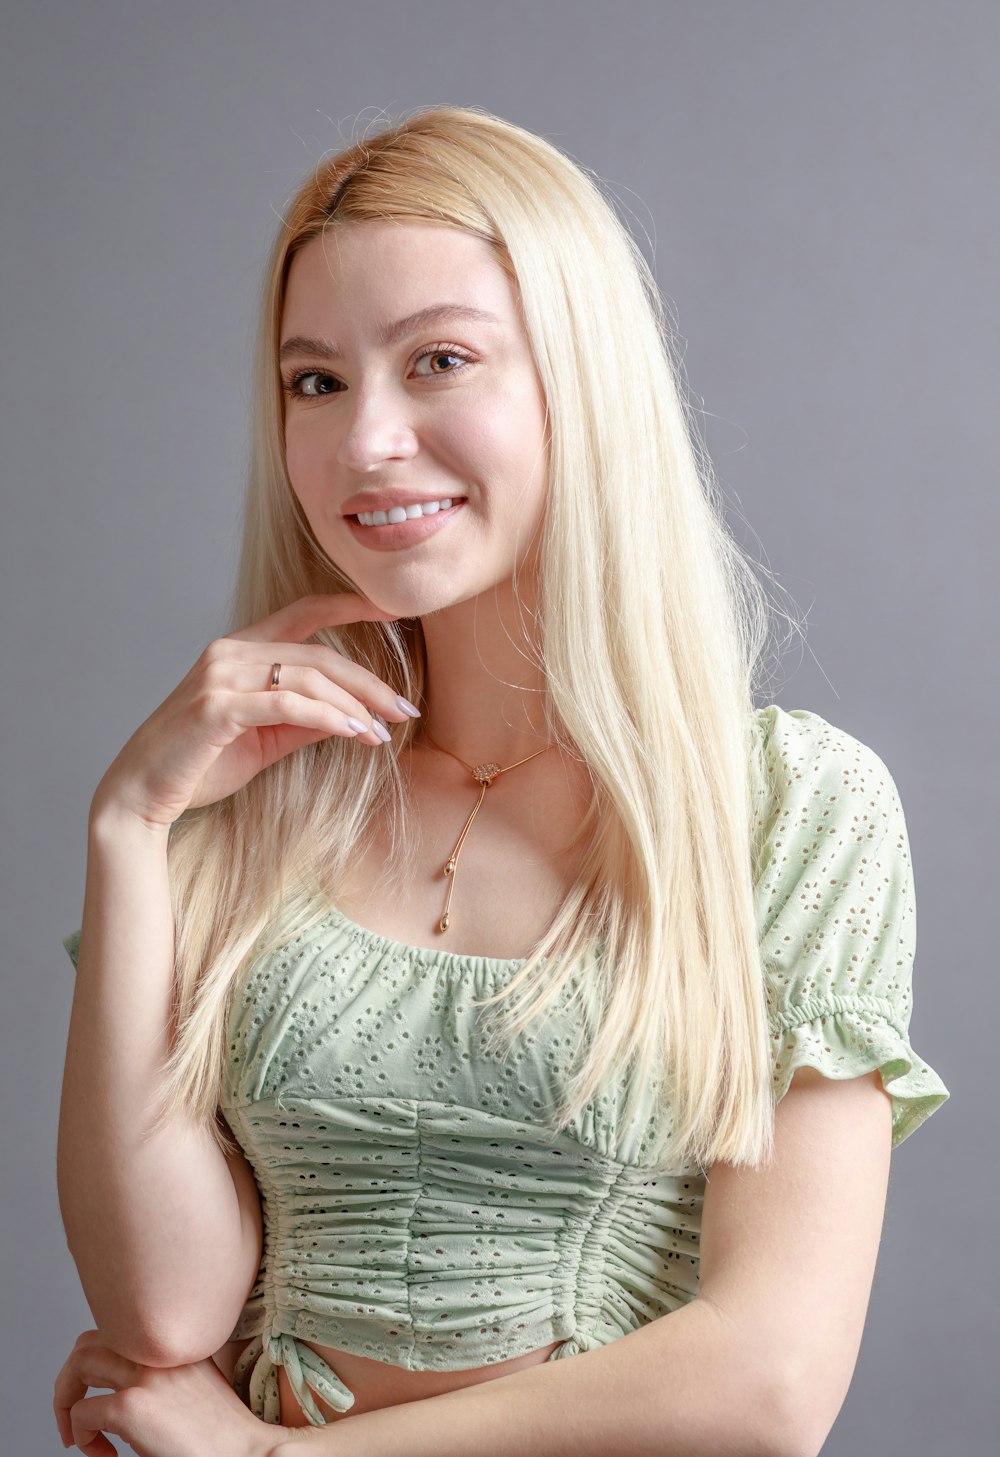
[341,491,467,517]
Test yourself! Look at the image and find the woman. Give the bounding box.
[53,106,950,1457]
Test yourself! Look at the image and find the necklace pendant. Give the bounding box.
[473,762,501,785]
[443,857,456,876]
[438,912,451,932]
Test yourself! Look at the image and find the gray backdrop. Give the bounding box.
[4,2,994,1452]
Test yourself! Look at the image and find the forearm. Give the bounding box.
[269,1300,803,1457]
[57,803,249,1365]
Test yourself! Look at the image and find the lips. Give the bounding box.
[344,498,466,552]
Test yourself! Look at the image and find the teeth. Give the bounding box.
[356,498,458,527]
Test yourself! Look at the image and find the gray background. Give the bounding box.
[3,2,994,1452]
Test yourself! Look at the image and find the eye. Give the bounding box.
[283,370,340,399]
[411,345,474,378]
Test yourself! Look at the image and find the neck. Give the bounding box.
[415,579,553,765]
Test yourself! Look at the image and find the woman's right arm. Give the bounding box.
[56,801,262,1368]
[56,593,414,1369]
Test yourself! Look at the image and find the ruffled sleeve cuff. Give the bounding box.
[770,993,950,1149]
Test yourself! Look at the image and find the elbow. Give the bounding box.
[777,1425,835,1457]
[789,1411,842,1457]
[94,1309,240,1369]
[767,1375,842,1457]
[64,1258,242,1367]
[85,1311,193,1369]
[62,1240,248,1368]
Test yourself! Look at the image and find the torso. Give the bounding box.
[218,741,595,1424]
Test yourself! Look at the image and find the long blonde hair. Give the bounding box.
[154,104,788,1173]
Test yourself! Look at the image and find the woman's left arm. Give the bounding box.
[57,1064,890,1457]
[268,1065,890,1457]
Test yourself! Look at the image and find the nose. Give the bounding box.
[335,380,419,473]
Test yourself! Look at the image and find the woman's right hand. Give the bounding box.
[90,594,419,832]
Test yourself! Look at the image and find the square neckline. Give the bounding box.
[320,900,535,972]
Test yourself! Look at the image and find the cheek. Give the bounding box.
[440,391,543,481]
[495,393,550,505]
[430,396,494,461]
[283,428,329,522]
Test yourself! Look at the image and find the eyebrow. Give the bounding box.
[279,304,503,362]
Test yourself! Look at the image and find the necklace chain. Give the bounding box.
[417,729,555,933]
[420,729,552,781]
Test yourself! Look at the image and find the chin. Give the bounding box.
[356,575,495,621]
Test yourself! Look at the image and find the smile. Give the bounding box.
[355,497,459,527]
[345,498,467,553]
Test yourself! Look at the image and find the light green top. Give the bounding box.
[62,706,950,1426]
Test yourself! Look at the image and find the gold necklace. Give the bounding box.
[419,730,555,933]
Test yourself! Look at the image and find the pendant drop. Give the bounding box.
[423,734,553,944]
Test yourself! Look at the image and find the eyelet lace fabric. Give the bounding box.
[62,706,950,1426]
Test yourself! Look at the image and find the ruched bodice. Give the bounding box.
[62,706,951,1426]
[218,905,706,1420]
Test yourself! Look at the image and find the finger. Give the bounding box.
[53,1331,99,1448]
[54,1349,143,1454]
[203,621,421,729]
[220,686,394,746]
[54,1345,141,1414]
[205,657,409,732]
[73,1433,117,1457]
[53,1395,74,1449]
[231,592,402,644]
[268,644,420,722]
[69,1393,120,1456]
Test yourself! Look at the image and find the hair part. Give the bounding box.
[150,104,800,1173]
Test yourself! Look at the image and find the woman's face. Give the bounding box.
[279,221,550,618]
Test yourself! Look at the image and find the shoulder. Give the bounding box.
[748,705,949,1147]
[750,703,903,815]
[749,704,908,894]
[748,703,911,960]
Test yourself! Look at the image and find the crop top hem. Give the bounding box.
[230,1315,601,1425]
[233,1308,579,1370]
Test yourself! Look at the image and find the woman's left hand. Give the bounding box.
[52,1328,298,1457]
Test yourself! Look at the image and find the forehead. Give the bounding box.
[281,221,518,333]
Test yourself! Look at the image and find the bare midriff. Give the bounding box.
[217,1335,565,1425]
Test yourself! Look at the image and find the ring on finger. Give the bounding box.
[269,662,281,690]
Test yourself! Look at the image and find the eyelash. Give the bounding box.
[281,343,475,399]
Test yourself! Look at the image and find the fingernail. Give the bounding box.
[371,720,392,743]
[396,696,421,717]
[346,717,367,734]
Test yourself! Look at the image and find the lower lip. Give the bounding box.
[344,501,466,552]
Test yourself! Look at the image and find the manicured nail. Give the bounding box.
[346,717,367,734]
[396,696,421,717]
[371,720,392,743]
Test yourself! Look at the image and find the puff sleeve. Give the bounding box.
[752,706,950,1148]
